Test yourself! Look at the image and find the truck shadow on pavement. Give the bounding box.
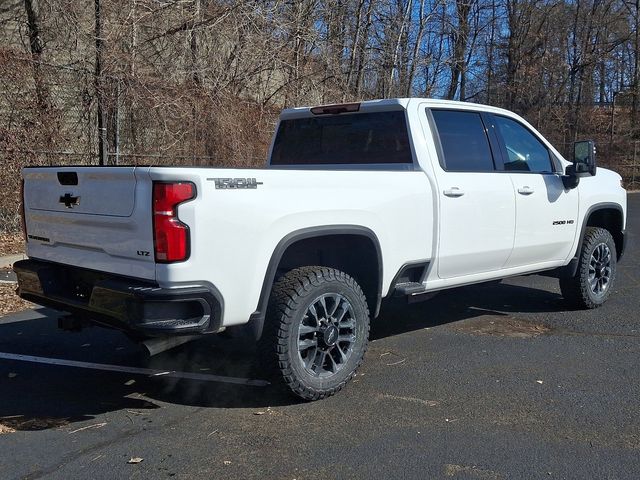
[371,280,565,340]
[0,280,566,429]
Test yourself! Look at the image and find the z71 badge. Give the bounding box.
[207,178,263,189]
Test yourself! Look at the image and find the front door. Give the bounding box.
[489,114,579,267]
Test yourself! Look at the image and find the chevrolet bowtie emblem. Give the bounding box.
[59,193,80,208]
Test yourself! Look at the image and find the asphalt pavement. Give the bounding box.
[1,194,639,480]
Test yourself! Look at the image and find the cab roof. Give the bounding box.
[279,98,517,120]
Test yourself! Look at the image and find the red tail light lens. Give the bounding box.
[153,182,195,263]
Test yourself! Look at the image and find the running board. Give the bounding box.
[393,282,440,304]
[394,282,428,296]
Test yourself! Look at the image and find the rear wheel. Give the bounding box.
[560,227,617,309]
[258,266,370,401]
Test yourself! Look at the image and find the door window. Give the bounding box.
[431,110,495,172]
[493,116,554,173]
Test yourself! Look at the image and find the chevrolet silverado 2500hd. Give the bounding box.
[15,98,627,400]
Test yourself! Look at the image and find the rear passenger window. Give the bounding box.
[431,110,495,172]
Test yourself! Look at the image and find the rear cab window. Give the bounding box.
[429,109,496,172]
[270,110,414,167]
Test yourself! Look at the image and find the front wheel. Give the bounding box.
[560,226,617,309]
[258,266,370,401]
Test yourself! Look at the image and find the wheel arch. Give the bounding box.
[583,203,625,259]
[566,202,625,277]
[247,225,383,341]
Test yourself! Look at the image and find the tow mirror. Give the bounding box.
[564,140,596,189]
[573,140,597,176]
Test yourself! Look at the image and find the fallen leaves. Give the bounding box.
[0,423,16,434]
[453,316,550,338]
[0,282,33,316]
[0,232,24,257]
[128,457,144,464]
[0,416,69,431]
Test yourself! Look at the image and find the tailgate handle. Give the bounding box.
[57,172,78,185]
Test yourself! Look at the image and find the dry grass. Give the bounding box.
[0,232,24,256]
[0,282,32,316]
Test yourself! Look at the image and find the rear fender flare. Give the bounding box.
[246,225,383,341]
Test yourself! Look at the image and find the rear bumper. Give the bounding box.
[14,259,223,336]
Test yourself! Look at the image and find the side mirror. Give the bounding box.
[573,140,597,176]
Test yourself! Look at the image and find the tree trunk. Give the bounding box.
[355,0,374,97]
[505,0,518,109]
[388,0,412,97]
[406,0,426,97]
[24,0,50,112]
[486,0,496,103]
[633,0,639,137]
[346,0,366,96]
[447,0,470,100]
[94,0,108,166]
[190,0,201,87]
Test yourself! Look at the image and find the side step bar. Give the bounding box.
[393,282,428,296]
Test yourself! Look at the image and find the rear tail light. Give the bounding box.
[20,178,27,241]
[152,182,196,263]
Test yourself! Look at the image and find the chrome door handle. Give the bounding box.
[443,187,465,198]
[517,186,534,195]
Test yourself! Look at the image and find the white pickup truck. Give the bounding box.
[16,98,627,400]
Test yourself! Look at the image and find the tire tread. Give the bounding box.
[258,266,370,401]
[560,226,616,309]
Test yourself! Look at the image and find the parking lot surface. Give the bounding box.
[1,194,639,479]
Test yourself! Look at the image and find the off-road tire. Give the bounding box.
[560,227,617,309]
[257,266,370,401]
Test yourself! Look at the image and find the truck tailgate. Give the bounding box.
[23,167,156,280]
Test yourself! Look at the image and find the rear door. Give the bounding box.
[23,167,156,280]
[428,109,516,279]
[490,114,579,267]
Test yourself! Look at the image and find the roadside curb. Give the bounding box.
[0,254,26,269]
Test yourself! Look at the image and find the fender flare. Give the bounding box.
[246,225,383,341]
[565,202,625,277]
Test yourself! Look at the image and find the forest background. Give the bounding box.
[1,0,640,232]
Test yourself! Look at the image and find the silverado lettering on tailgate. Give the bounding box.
[207,178,263,189]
